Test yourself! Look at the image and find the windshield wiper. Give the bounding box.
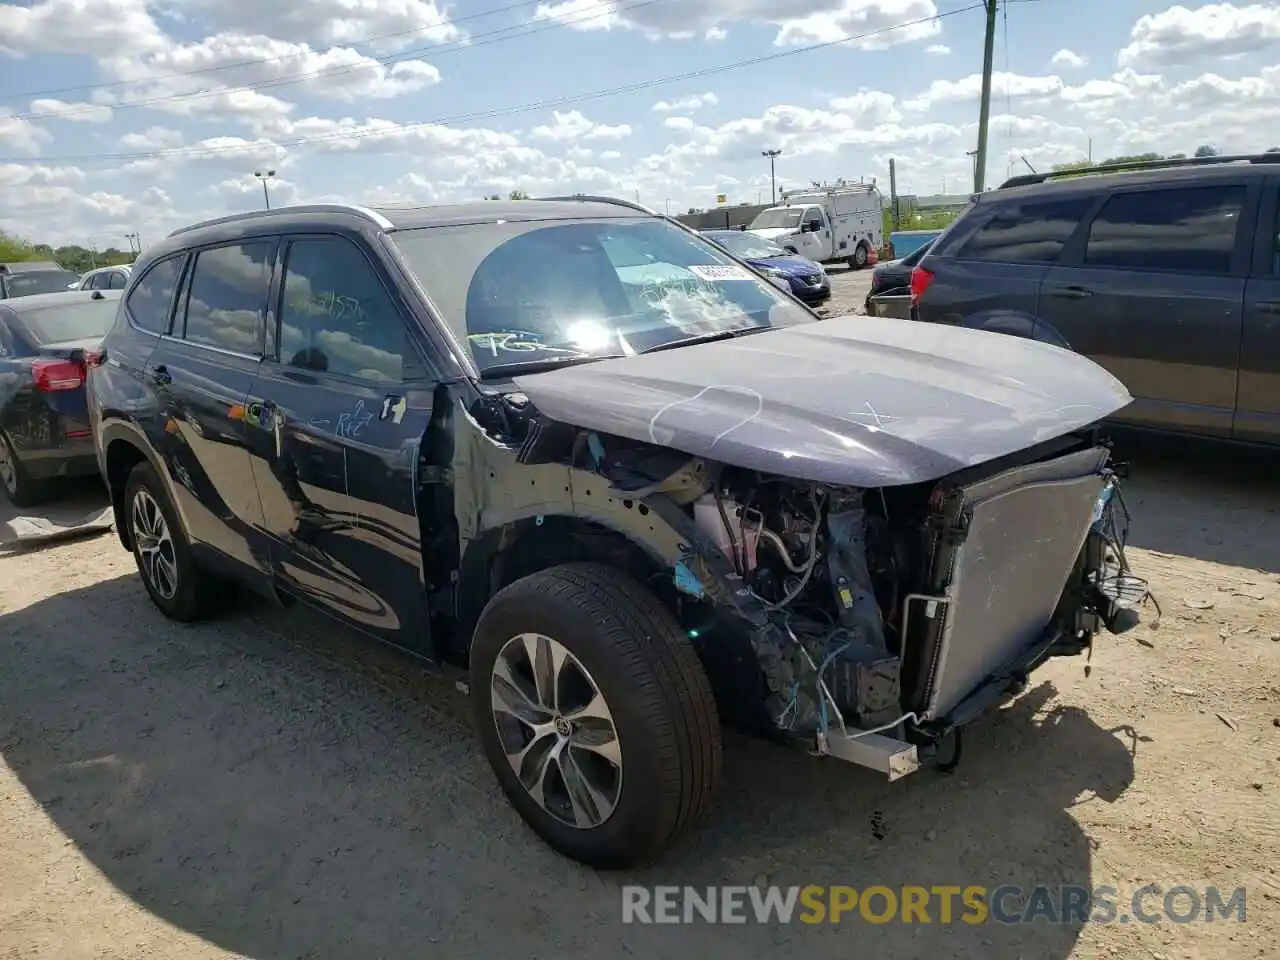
[477,354,624,380]
[637,325,774,355]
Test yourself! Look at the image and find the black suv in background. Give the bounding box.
[911,153,1280,445]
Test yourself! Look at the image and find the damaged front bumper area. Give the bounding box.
[651,439,1150,781]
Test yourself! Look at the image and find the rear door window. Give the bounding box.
[954,196,1095,264]
[179,241,273,356]
[125,256,184,335]
[1084,185,1246,275]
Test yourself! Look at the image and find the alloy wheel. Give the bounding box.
[489,632,623,830]
[131,488,179,600]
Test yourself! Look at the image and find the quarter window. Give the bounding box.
[1084,186,1245,275]
[180,242,272,355]
[955,197,1094,264]
[277,237,405,383]
[108,270,128,290]
[125,256,184,335]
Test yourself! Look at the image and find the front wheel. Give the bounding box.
[470,562,722,868]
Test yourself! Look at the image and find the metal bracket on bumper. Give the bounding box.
[818,728,921,780]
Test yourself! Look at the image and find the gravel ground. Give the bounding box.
[1,279,1277,959]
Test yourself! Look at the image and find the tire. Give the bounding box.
[0,431,41,508]
[849,243,869,269]
[122,459,227,622]
[470,562,722,868]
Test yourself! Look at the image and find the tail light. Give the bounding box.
[32,358,87,392]
[909,265,934,304]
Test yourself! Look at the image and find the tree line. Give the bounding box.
[1,232,135,273]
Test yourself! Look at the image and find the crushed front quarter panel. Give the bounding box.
[512,315,1134,488]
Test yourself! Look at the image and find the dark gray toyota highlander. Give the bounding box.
[88,197,1148,867]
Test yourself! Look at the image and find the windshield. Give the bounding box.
[18,298,118,344]
[391,216,813,376]
[707,232,790,260]
[748,208,804,230]
[5,270,82,298]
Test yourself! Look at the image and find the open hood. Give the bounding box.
[511,315,1133,488]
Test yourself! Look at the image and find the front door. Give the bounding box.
[246,233,435,655]
[1038,181,1255,437]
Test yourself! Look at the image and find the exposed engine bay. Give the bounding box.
[470,387,1155,778]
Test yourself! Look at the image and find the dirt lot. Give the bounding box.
[2,274,1277,959]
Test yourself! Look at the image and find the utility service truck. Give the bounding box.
[746,182,884,268]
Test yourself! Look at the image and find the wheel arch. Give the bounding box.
[450,512,682,668]
[100,421,173,552]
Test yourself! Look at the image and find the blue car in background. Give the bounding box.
[702,230,830,305]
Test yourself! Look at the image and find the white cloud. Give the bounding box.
[652,93,719,112]
[1118,2,1280,69]
[904,71,1064,111]
[924,44,949,55]
[530,110,632,142]
[1051,48,1087,68]
[0,111,52,157]
[118,127,184,150]
[27,99,114,123]
[664,116,696,132]
[533,0,943,50]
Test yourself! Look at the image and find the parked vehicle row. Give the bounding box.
[0,290,119,505]
[80,195,1140,868]
[912,152,1280,446]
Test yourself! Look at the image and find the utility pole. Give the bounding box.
[973,0,999,194]
[254,169,276,209]
[762,148,782,204]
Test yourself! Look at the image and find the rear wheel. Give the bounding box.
[123,460,228,621]
[850,243,869,269]
[470,562,722,868]
[0,432,40,508]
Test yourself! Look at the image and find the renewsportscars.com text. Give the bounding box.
[621,884,1248,925]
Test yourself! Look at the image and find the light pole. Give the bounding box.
[762,148,782,204]
[125,232,141,258]
[254,169,276,210]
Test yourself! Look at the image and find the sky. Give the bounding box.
[1,0,1279,250]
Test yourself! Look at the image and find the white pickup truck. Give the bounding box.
[746,183,884,268]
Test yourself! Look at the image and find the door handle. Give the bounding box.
[1049,285,1093,299]
[1257,301,1280,314]
[151,364,171,386]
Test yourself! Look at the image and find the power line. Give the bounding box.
[6,3,985,165]
[4,0,543,102]
[13,0,666,121]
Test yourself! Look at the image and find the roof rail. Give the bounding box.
[998,151,1280,190]
[533,194,662,217]
[167,203,394,238]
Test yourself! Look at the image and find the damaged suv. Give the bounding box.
[88,197,1148,867]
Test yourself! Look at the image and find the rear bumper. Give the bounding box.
[14,441,100,481]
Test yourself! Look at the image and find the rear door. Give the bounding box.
[145,239,274,579]
[1237,178,1280,443]
[915,194,1097,338]
[245,232,435,653]
[1038,180,1256,437]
